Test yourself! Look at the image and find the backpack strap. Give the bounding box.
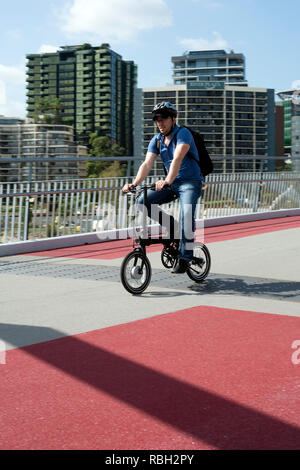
[172,127,180,147]
[155,135,167,176]
[155,136,160,155]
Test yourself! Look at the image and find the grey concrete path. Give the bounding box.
[0,225,299,351]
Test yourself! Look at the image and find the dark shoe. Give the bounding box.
[171,258,188,274]
[191,257,205,267]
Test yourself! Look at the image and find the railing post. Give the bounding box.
[24,196,30,241]
[126,160,132,178]
[253,172,263,213]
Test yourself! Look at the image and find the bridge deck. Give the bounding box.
[0,216,300,450]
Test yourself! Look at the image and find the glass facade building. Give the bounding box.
[26,44,137,154]
[135,83,275,173]
[276,89,300,169]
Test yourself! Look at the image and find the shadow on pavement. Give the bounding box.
[187,274,300,302]
[1,322,300,450]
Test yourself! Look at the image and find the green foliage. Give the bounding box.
[77,43,93,50]
[33,98,64,124]
[275,162,292,172]
[87,134,126,178]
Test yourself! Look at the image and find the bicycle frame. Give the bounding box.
[128,183,178,254]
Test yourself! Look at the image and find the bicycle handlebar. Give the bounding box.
[125,183,170,194]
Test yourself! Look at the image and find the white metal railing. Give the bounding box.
[1,172,300,244]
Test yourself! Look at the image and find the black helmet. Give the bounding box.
[152,101,177,121]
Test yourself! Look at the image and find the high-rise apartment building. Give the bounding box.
[172,50,247,87]
[26,44,137,154]
[276,89,300,169]
[0,116,87,182]
[135,83,275,173]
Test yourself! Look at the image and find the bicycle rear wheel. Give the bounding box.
[120,250,152,295]
[186,243,211,283]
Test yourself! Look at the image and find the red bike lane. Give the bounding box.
[1,215,300,450]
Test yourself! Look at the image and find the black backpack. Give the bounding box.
[156,126,213,178]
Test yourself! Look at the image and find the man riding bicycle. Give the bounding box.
[122,101,204,274]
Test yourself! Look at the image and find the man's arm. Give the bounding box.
[165,143,190,184]
[122,152,157,192]
[155,143,190,190]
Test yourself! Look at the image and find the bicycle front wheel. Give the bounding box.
[186,243,211,283]
[120,250,152,295]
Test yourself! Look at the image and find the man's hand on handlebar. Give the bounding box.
[122,181,170,193]
[122,183,136,193]
[155,180,170,191]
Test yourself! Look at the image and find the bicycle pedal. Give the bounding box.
[191,257,205,267]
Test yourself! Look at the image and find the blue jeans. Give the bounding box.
[137,180,202,261]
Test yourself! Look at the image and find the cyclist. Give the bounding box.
[122,102,204,273]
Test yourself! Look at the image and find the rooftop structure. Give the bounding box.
[172,50,247,87]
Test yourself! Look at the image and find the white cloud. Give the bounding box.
[38,45,59,54]
[190,0,222,5]
[0,81,6,106]
[0,64,25,85]
[291,80,300,89]
[179,31,228,51]
[0,79,25,117]
[0,63,26,118]
[58,0,172,43]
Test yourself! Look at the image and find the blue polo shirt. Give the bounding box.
[147,125,203,182]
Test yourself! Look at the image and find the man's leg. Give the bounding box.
[137,186,179,238]
[176,180,202,262]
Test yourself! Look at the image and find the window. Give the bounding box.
[156,91,176,98]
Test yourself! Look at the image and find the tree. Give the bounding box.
[77,43,93,50]
[87,134,126,178]
[275,161,292,172]
[33,98,64,124]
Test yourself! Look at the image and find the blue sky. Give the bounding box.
[0,0,299,118]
